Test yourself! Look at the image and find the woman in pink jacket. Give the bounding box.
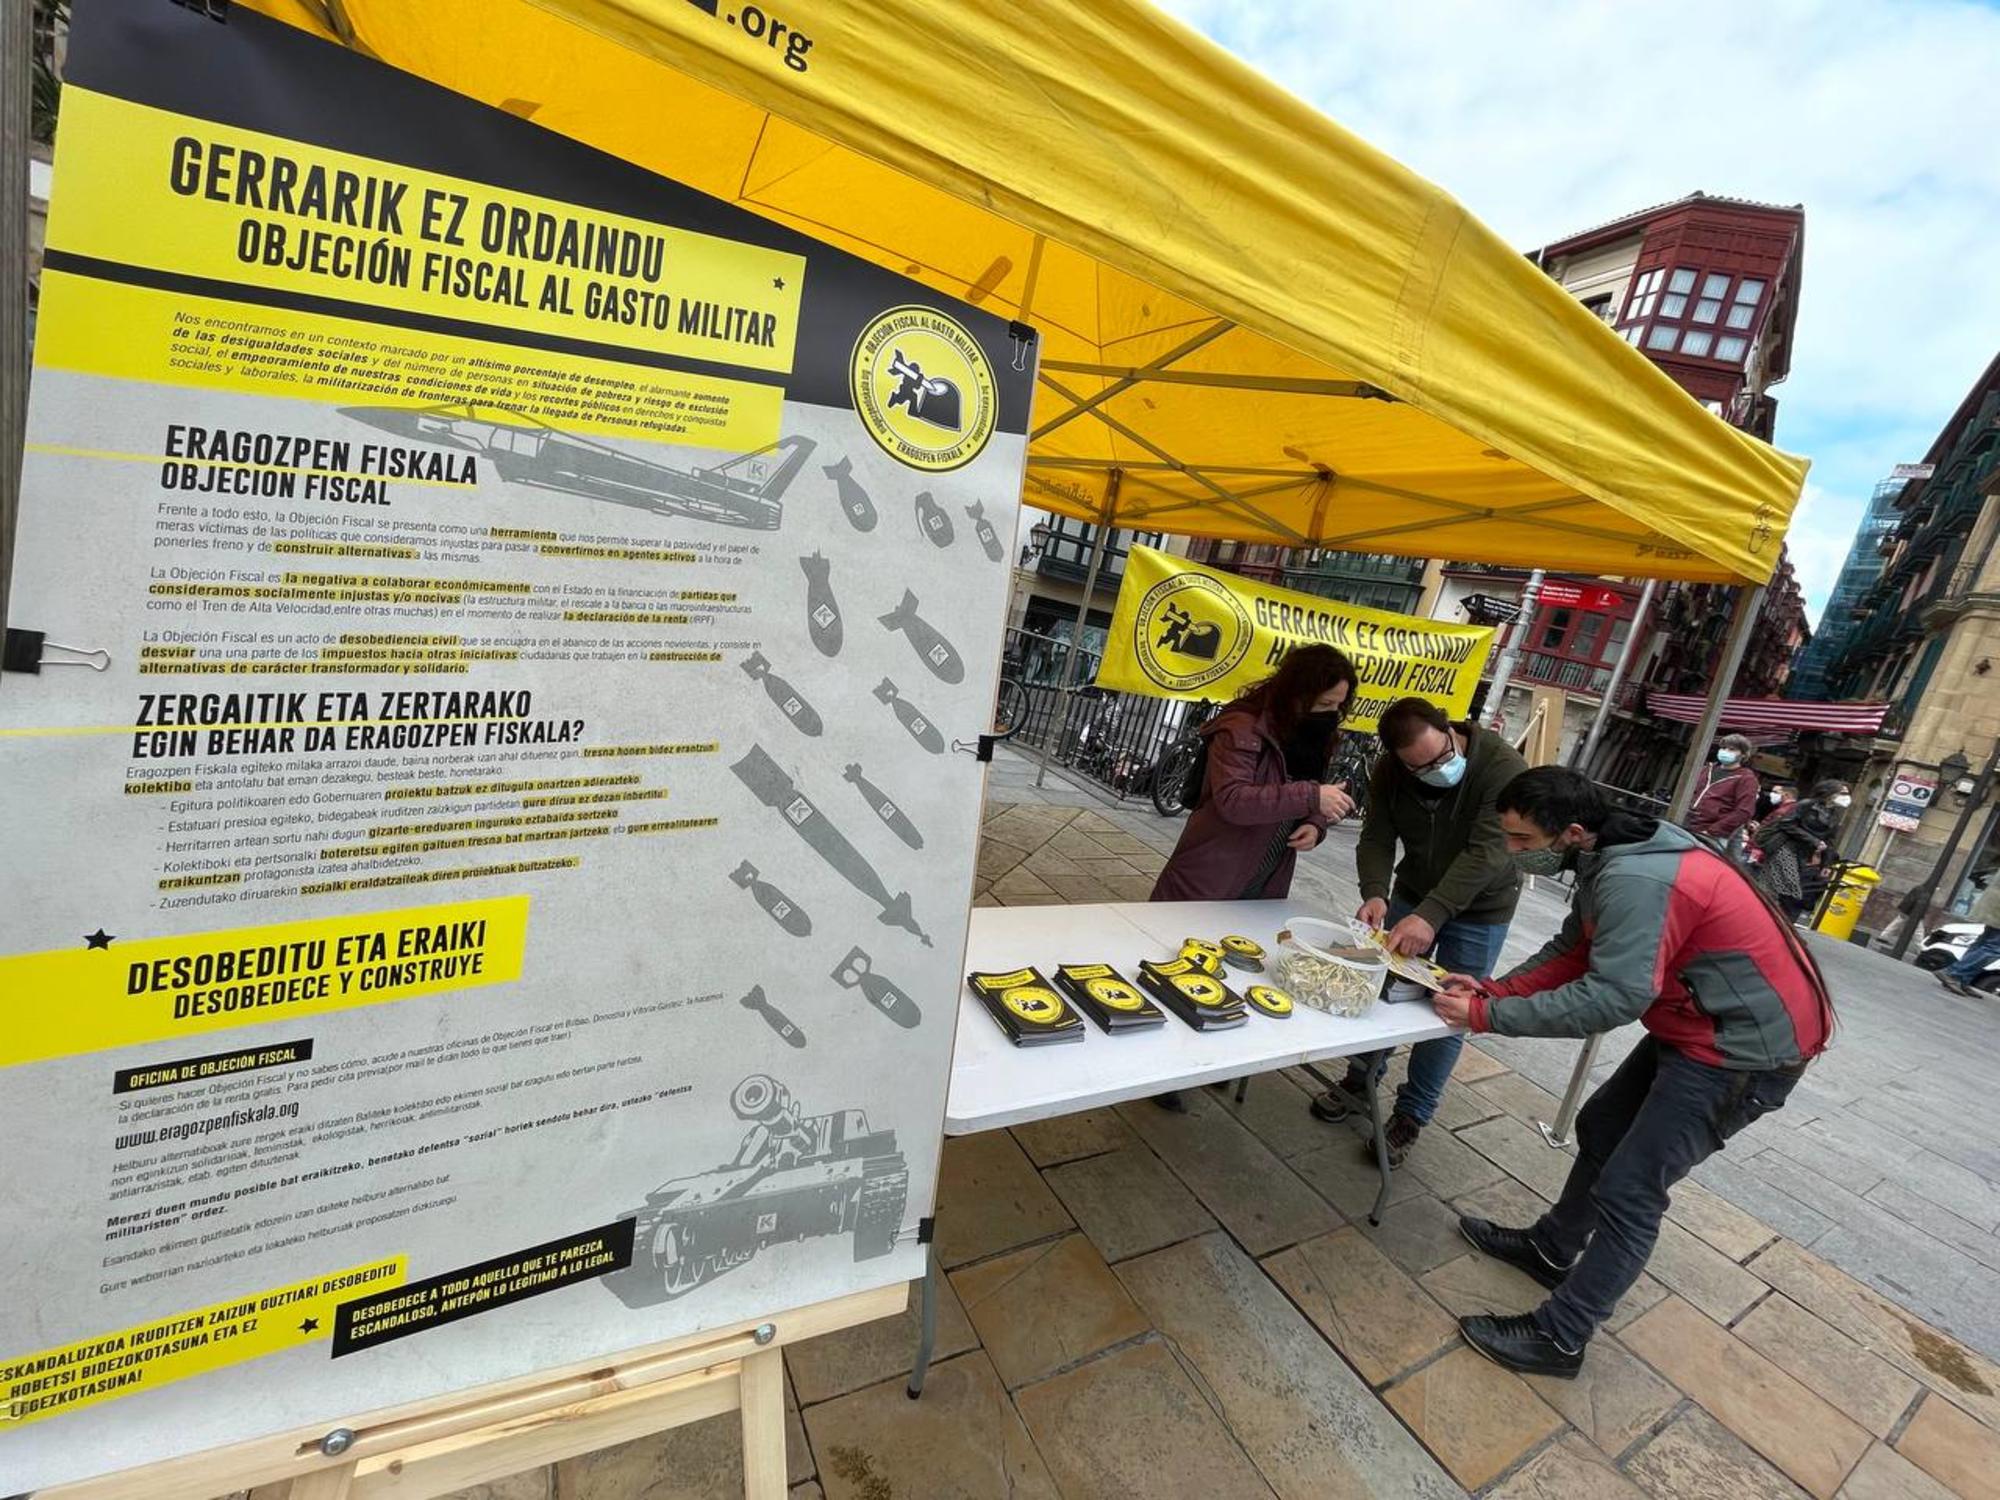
[1152,645,1360,903]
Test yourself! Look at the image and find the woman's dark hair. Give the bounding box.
[1809,779,1847,801]
[1379,696,1450,752]
[1233,644,1359,743]
[1495,766,1610,835]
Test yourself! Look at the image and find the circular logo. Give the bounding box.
[850,305,997,472]
[1086,977,1144,1012]
[1178,943,1222,977]
[1003,986,1067,1023]
[1221,935,1264,958]
[1132,574,1253,693]
[1174,974,1226,1007]
[1247,985,1294,1018]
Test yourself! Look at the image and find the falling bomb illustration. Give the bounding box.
[740,651,823,737]
[730,746,932,945]
[966,500,1004,561]
[878,589,965,684]
[730,859,812,937]
[824,456,878,532]
[800,552,843,657]
[873,678,946,755]
[740,985,807,1048]
[914,491,955,548]
[832,946,922,1029]
[844,763,924,850]
[608,1073,907,1304]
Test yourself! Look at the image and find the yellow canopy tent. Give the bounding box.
[253,0,1807,586]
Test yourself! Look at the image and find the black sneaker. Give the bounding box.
[1360,1112,1422,1168]
[1310,1084,1361,1123]
[1458,1215,1577,1291]
[1460,1313,1584,1379]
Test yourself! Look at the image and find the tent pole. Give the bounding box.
[1034,470,1120,789]
[1541,578,1764,1149]
[1667,583,1766,822]
[1569,577,1658,773]
[0,0,29,639]
[1481,569,1544,730]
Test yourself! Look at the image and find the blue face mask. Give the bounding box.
[1416,752,1466,789]
[1716,749,1741,766]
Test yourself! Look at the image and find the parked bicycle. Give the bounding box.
[1149,700,1220,817]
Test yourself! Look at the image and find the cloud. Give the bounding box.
[1158,0,2000,623]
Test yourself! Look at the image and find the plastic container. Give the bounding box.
[1272,917,1389,1016]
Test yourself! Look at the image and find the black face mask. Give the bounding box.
[1283,711,1342,778]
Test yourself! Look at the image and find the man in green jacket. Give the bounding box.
[1311,697,1526,1163]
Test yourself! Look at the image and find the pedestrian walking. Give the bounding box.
[1686,734,1760,844]
[1307,696,1524,1165]
[1939,876,2000,996]
[1434,767,1833,1377]
[1754,779,1847,922]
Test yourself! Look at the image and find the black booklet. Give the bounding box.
[1138,958,1248,1032]
[967,967,1087,1046]
[1053,962,1167,1033]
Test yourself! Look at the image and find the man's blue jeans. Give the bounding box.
[1945,924,2000,985]
[1343,900,1511,1125]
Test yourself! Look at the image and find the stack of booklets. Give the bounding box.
[1053,963,1167,1034]
[1137,957,1248,1032]
[966,967,1086,1046]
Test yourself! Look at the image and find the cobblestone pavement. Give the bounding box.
[273,749,2000,1500]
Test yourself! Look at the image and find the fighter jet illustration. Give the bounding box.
[339,402,815,530]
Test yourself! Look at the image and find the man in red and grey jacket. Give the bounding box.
[1431,766,1833,1379]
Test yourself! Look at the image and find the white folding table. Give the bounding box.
[911,899,1460,1396]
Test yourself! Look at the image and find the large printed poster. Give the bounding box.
[0,5,1031,1486]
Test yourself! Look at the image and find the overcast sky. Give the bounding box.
[1159,0,2000,625]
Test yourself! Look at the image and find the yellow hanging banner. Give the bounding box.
[1096,546,1495,732]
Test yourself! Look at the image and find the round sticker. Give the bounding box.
[850,305,998,472]
[1221,935,1265,958]
[1180,940,1224,975]
[1131,572,1253,694]
[1002,986,1067,1023]
[1246,985,1294,1018]
[1086,977,1144,1012]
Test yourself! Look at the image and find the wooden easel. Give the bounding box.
[34,1283,904,1500]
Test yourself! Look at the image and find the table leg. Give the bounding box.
[1363,1056,1393,1227]
[906,1248,938,1400]
[1299,1050,1394,1226]
[1234,1075,1249,1104]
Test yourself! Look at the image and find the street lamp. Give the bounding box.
[1019,519,1052,568]
[1941,748,1976,799]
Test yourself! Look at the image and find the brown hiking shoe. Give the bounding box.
[1361,1112,1423,1168]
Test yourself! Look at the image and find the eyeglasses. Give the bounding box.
[1403,742,1457,776]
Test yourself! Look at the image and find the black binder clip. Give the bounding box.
[950,734,1001,763]
[3,628,110,674]
[1007,320,1037,373]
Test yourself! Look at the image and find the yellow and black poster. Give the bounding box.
[0,4,1033,1487]
[1097,546,1495,730]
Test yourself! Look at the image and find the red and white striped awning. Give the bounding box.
[1642,692,1890,734]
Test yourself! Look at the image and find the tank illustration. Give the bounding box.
[607,1074,908,1305]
